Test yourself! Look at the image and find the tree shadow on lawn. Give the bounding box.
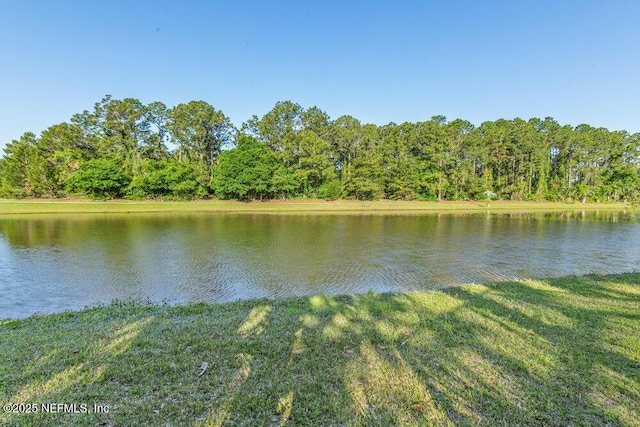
[1,273,638,426]
[434,274,640,426]
[565,273,640,302]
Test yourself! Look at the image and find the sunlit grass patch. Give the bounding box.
[0,199,629,216]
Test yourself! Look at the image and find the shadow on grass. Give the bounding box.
[1,273,638,426]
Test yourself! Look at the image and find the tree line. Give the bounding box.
[1,96,638,202]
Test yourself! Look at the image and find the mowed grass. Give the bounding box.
[1,274,639,426]
[0,198,631,216]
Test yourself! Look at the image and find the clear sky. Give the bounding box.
[1,0,639,151]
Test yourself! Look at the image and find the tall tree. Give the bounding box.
[0,133,53,197]
[143,101,170,161]
[92,96,149,174]
[242,101,304,155]
[329,115,362,187]
[167,101,233,188]
[294,129,336,197]
[37,122,92,195]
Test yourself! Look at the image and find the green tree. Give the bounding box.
[241,102,336,198]
[377,122,420,200]
[128,159,204,200]
[345,144,384,201]
[143,101,170,161]
[37,122,93,195]
[242,100,304,155]
[301,106,331,140]
[90,96,149,174]
[213,137,279,200]
[408,118,452,201]
[167,100,233,188]
[445,118,477,200]
[293,130,336,197]
[0,132,56,198]
[329,115,362,187]
[67,158,131,199]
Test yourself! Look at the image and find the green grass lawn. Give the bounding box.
[0,198,632,216]
[1,274,638,426]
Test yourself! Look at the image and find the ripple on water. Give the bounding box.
[1,212,638,318]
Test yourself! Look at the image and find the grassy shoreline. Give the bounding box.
[0,198,632,216]
[1,273,638,426]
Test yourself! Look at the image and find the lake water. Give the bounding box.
[1,211,638,319]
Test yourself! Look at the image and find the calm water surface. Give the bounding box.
[1,211,638,318]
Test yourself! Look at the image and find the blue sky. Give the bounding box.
[1,0,639,151]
